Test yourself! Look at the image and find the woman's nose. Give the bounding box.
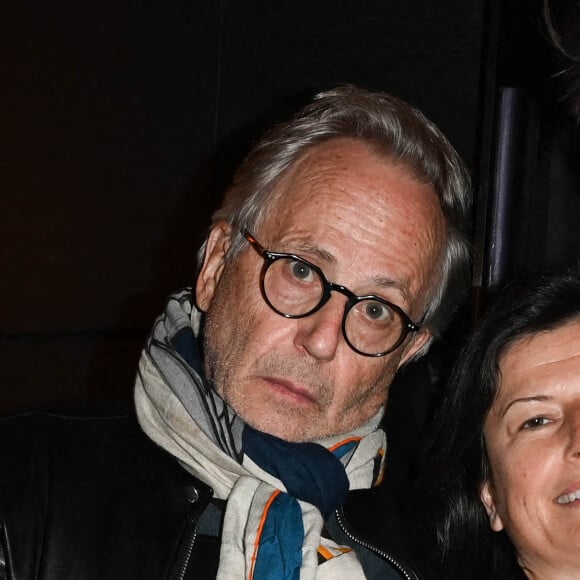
[567,409,580,458]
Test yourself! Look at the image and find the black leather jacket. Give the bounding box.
[0,414,421,580]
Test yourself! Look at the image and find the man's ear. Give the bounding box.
[398,328,432,367]
[195,222,232,312]
[480,480,504,532]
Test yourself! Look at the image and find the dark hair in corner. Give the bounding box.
[432,267,580,579]
[544,0,580,121]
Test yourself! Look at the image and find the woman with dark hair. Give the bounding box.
[433,268,580,579]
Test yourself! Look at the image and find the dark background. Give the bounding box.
[3,0,580,570]
[2,0,579,418]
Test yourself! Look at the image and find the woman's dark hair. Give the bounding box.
[432,267,580,579]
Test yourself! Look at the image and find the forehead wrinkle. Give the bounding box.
[303,249,411,304]
[271,231,413,304]
[274,234,410,297]
[263,138,442,309]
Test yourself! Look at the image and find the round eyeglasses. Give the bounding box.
[243,230,421,357]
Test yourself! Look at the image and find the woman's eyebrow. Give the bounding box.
[502,395,553,417]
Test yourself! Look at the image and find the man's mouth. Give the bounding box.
[262,376,318,404]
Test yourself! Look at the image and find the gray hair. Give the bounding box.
[198,85,472,339]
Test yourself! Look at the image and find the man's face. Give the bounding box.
[196,138,445,442]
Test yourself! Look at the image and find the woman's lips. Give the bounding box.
[556,483,580,504]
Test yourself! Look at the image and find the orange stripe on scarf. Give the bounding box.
[328,437,361,453]
[249,489,282,580]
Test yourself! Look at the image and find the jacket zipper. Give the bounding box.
[175,531,197,580]
[335,507,418,580]
[171,492,417,579]
[169,485,213,580]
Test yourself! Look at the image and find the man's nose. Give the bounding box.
[293,296,345,361]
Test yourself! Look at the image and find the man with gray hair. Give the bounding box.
[0,86,471,579]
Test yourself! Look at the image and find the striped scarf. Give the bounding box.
[134,289,386,579]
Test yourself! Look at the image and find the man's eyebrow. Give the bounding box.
[295,242,410,300]
[294,242,336,264]
[372,276,410,302]
[501,395,552,417]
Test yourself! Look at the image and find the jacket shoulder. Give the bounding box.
[0,413,203,580]
[0,413,185,506]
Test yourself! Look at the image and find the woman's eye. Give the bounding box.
[520,416,551,430]
[290,260,315,282]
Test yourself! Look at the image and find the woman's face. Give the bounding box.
[481,321,580,578]
[481,320,580,578]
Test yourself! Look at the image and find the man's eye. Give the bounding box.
[364,301,390,321]
[290,260,315,282]
[520,416,551,430]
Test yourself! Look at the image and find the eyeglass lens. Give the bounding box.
[263,256,405,355]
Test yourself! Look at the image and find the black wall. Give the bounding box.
[3,0,487,412]
[475,0,580,292]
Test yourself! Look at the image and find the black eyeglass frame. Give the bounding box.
[243,229,421,357]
